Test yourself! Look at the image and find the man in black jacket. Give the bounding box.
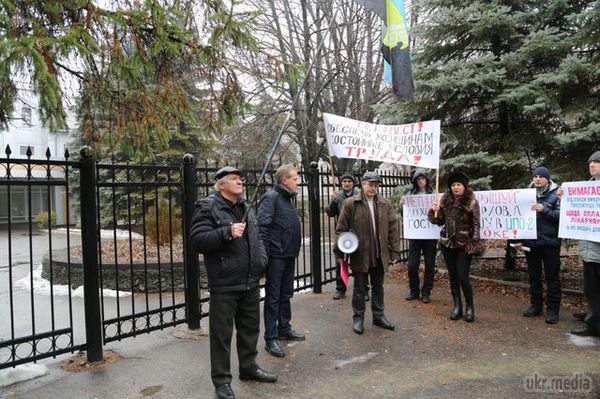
[326,172,364,300]
[401,168,438,303]
[191,166,277,399]
[258,164,305,358]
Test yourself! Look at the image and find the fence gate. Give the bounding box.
[1,150,410,370]
[1,147,85,368]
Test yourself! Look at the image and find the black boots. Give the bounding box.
[465,303,474,322]
[352,319,364,335]
[450,296,462,320]
[522,306,543,318]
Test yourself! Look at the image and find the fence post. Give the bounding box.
[308,161,322,293]
[79,147,103,362]
[182,154,201,329]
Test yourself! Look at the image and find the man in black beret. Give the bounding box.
[191,166,277,399]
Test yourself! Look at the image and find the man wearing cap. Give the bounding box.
[515,166,562,324]
[563,151,600,336]
[335,171,401,335]
[191,166,277,399]
[257,164,305,358]
[326,172,366,301]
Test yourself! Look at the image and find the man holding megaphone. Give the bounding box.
[334,171,402,335]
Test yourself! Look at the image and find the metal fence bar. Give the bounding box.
[308,162,322,293]
[183,154,201,330]
[79,147,103,362]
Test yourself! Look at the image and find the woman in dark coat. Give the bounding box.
[428,172,482,322]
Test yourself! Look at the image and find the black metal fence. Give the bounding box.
[0,147,410,370]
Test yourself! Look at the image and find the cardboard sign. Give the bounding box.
[402,194,442,239]
[401,189,538,240]
[559,181,600,243]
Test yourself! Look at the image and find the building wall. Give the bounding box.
[0,82,77,226]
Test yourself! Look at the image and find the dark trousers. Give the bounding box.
[264,256,295,341]
[524,246,561,312]
[209,288,260,387]
[352,259,384,321]
[441,247,473,305]
[407,239,437,295]
[583,262,600,330]
[336,263,370,293]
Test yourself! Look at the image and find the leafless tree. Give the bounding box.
[218,0,390,170]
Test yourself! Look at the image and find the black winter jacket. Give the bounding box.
[326,187,359,218]
[190,193,267,293]
[257,184,302,258]
[522,181,561,248]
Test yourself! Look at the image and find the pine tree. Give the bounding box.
[0,0,256,161]
[378,0,599,188]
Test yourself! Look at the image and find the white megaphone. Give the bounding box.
[337,231,359,255]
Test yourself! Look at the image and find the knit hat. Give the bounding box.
[532,166,550,180]
[447,171,469,188]
[588,151,600,163]
[340,172,355,183]
[361,171,381,182]
[411,168,430,184]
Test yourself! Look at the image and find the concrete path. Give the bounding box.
[2,278,599,399]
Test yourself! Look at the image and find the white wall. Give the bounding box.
[0,82,76,160]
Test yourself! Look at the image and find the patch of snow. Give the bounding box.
[14,265,131,298]
[54,228,143,240]
[334,352,379,368]
[0,364,48,387]
[568,333,598,347]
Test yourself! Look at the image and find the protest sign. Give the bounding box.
[475,189,537,240]
[322,113,440,168]
[559,181,600,243]
[401,189,537,240]
[402,194,442,239]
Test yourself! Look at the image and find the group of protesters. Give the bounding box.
[190,151,600,399]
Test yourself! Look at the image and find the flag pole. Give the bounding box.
[321,129,338,193]
[434,168,440,218]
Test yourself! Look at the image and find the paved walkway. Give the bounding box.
[2,278,599,399]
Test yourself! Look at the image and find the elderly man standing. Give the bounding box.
[566,151,600,337]
[191,166,277,399]
[516,166,562,324]
[335,171,401,335]
[258,164,305,358]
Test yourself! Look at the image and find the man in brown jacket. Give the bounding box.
[335,171,402,335]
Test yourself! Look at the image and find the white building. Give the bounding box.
[0,83,77,226]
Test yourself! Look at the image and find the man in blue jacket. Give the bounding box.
[258,164,305,358]
[191,166,277,399]
[516,166,562,324]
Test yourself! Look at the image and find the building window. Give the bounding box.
[21,106,32,125]
[19,145,34,156]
